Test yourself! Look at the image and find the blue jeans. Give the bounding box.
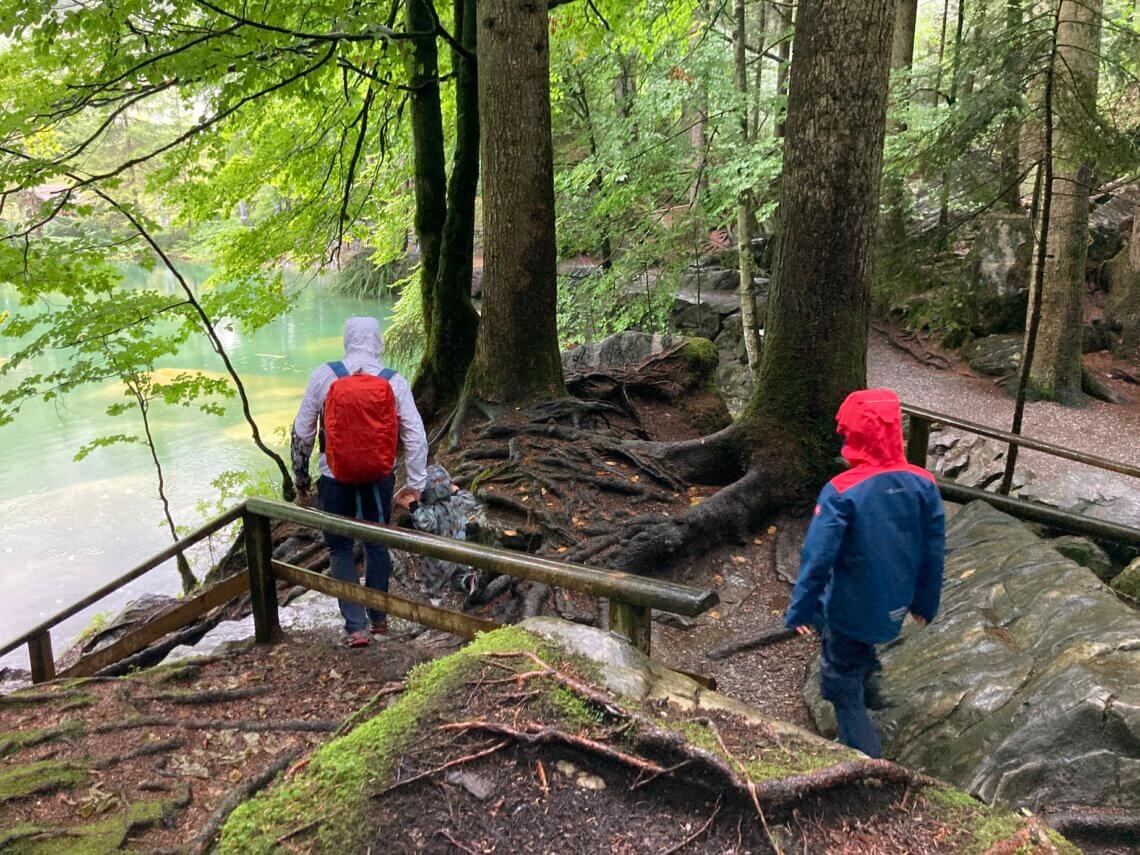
[820,627,883,758]
[318,474,394,633]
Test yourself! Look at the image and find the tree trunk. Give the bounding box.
[1027,0,1101,405]
[891,0,918,71]
[612,0,898,575]
[773,1,792,138]
[464,0,565,404]
[742,0,895,465]
[413,0,481,418]
[735,0,762,378]
[750,0,768,138]
[406,0,448,329]
[997,0,1023,211]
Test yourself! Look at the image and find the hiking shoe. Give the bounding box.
[370,620,388,636]
[344,630,371,648]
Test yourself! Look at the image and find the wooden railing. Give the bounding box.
[1,499,719,684]
[902,404,1140,547]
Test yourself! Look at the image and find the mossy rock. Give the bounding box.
[1110,557,1140,599]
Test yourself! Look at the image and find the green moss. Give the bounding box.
[925,787,1080,854]
[0,759,89,803]
[0,719,85,758]
[0,794,176,853]
[544,687,603,729]
[0,690,98,711]
[679,336,719,374]
[218,627,544,854]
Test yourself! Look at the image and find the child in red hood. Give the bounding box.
[784,389,945,758]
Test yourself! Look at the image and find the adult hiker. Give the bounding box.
[784,388,945,758]
[291,316,428,648]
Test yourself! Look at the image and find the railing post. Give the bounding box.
[609,599,651,655]
[243,510,281,643]
[906,416,930,468]
[28,631,55,683]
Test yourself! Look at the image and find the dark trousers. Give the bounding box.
[318,474,394,633]
[820,627,883,758]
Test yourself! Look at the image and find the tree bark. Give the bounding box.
[735,0,762,378]
[406,0,448,329]
[413,0,481,418]
[773,1,792,139]
[891,0,918,72]
[1027,0,1101,405]
[464,0,565,404]
[997,0,1024,212]
[742,0,896,466]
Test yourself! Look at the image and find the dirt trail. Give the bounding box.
[868,332,1140,484]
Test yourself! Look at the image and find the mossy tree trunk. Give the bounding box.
[741,0,894,470]
[613,0,897,574]
[892,0,917,73]
[998,0,1024,212]
[1027,0,1101,405]
[463,0,565,404]
[413,0,481,418]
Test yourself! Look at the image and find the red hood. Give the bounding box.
[836,389,906,468]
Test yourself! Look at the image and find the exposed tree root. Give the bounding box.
[92,716,339,734]
[136,685,273,705]
[1042,808,1140,845]
[186,746,305,855]
[705,627,797,661]
[1081,365,1123,404]
[604,460,795,575]
[91,738,183,770]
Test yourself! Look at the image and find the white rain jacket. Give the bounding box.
[291,316,428,491]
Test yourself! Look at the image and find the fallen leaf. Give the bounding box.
[960,569,976,579]
[229,768,243,782]
[689,496,703,506]
[629,475,640,483]
[731,555,747,564]
[767,525,778,535]
[557,546,568,553]
[503,529,518,537]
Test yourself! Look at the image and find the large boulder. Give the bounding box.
[681,265,738,292]
[561,330,687,376]
[1018,470,1140,532]
[805,501,1140,810]
[962,212,1032,335]
[1105,241,1140,350]
[1088,185,1137,267]
[961,334,1022,376]
[1050,535,1116,582]
[668,300,722,340]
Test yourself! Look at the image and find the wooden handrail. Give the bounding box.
[0,504,246,660]
[245,497,719,617]
[902,403,1140,481]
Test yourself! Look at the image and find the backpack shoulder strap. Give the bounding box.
[328,361,350,379]
[378,367,397,381]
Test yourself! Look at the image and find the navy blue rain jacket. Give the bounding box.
[784,389,946,644]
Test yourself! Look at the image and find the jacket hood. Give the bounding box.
[343,316,384,361]
[420,464,454,505]
[836,388,906,468]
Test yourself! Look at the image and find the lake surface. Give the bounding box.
[0,263,397,668]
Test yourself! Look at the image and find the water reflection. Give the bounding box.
[0,263,397,665]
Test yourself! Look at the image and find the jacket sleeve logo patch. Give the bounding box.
[814,504,822,516]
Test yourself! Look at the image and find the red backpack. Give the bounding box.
[321,362,399,484]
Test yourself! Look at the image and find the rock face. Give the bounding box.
[805,501,1140,810]
[925,426,1033,492]
[1106,242,1140,350]
[1018,470,1140,533]
[963,213,1033,335]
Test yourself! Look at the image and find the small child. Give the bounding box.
[784,389,945,759]
[409,464,477,606]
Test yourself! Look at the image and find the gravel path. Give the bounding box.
[867,334,1140,485]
